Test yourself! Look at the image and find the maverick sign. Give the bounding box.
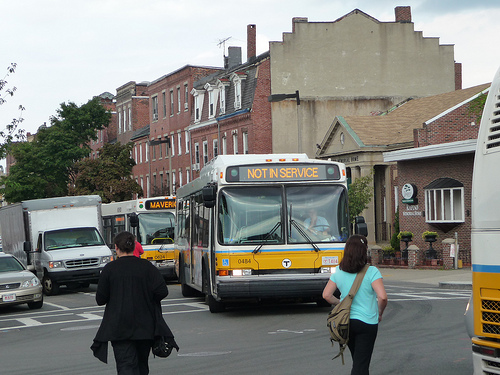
[225,163,341,182]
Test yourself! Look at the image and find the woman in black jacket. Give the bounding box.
[91,231,178,374]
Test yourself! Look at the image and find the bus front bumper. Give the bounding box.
[216,274,330,300]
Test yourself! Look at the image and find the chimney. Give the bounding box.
[395,6,412,23]
[247,24,256,62]
[225,46,242,70]
[292,17,308,33]
[455,62,462,90]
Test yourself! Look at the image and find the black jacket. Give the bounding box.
[91,256,178,363]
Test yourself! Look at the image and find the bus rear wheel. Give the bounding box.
[207,293,225,313]
[179,257,200,297]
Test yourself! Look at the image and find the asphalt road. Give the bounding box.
[0,280,472,375]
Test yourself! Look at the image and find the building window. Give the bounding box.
[128,107,132,131]
[172,172,176,194]
[145,142,149,162]
[194,142,200,168]
[424,178,465,223]
[123,109,127,133]
[179,169,183,187]
[186,170,190,184]
[139,143,143,163]
[152,96,158,121]
[208,90,214,118]
[178,132,182,155]
[185,131,190,154]
[171,134,175,156]
[184,84,189,110]
[203,140,208,165]
[134,145,138,163]
[233,133,238,154]
[213,139,218,158]
[177,87,181,113]
[243,132,248,154]
[118,111,122,134]
[222,136,227,155]
[170,90,174,116]
[162,92,167,118]
[191,89,205,123]
[219,84,226,114]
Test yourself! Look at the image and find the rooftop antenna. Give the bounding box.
[218,37,232,57]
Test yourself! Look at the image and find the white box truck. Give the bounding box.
[0,195,113,295]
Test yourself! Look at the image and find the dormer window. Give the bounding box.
[191,88,205,123]
[230,73,246,110]
[217,79,229,115]
[204,83,219,120]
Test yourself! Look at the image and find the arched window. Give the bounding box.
[424,178,464,223]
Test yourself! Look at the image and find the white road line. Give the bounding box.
[16,318,43,327]
[43,301,72,310]
[77,313,102,320]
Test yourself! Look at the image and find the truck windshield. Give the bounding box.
[44,227,105,250]
[137,212,175,245]
[217,185,349,245]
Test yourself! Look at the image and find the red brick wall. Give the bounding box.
[398,154,472,266]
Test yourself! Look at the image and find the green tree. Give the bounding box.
[69,142,143,203]
[0,63,26,158]
[1,97,111,202]
[348,171,374,223]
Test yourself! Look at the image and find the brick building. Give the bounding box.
[147,65,222,195]
[383,84,490,266]
[188,25,272,180]
[89,92,117,159]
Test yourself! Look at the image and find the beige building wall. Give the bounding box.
[269,10,456,157]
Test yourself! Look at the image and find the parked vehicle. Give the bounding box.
[0,195,113,295]
[0,252,43,309]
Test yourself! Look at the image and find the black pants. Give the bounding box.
[347,319,378,375]
[111,339,153,375]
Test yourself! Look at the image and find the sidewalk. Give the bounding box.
[378,266,472,290]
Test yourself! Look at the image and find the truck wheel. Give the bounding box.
[42,275,60,296]
[28,298,43,309]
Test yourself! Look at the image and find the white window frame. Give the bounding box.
[170,90,174,116]
[184,84,189,110]
[128,106,132,131]
[171,134,175,156]
[217,80,227,115]
[222,136,227,155]
[152,95,158,121]
[185,131,190,154]
[177,87,181,113]
[203,140,208,165]
[424,187,465,223]
[123,109,127,133]
[233,133,238,155]
[243,132,248,154]
[118,111,122,134]
[213,139,218,158]
[191,88,205,123]
[194,142,200,170]
[186,170,190,184]
[178,132,182,156]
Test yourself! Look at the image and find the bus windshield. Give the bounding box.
[218,185,348,245]
[138,212,175,245]
[219,187,283,245]
[287,185,349,243]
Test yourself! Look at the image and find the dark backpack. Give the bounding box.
[326,265,369,364]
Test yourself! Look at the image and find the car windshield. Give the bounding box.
[137,212,175,245]
[44,227,105,250]
[0,257,25,272]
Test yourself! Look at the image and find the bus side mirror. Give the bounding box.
[354,216,368,237]
[129,213,139,228]
[202,184,217,208]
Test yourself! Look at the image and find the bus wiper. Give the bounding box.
[253,222,282,254]
[290,219,320,252]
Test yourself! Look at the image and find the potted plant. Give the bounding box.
[422,231,438,242]
[397,231,413,242]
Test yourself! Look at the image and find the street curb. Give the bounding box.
[439,281,472,290]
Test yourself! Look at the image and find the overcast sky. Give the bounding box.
[2,0,500,143]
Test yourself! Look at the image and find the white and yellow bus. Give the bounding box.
[468,64,500,374]
[175,154,367,312]
[102,197,176,279]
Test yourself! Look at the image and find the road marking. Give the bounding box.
[43,301,72,310]
[77,313,102,320]
[16,318,43,327]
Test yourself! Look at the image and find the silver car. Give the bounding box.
[0,253,43,309]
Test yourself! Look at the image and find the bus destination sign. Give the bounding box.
[226,163,340,182]
[145,198,176,210]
